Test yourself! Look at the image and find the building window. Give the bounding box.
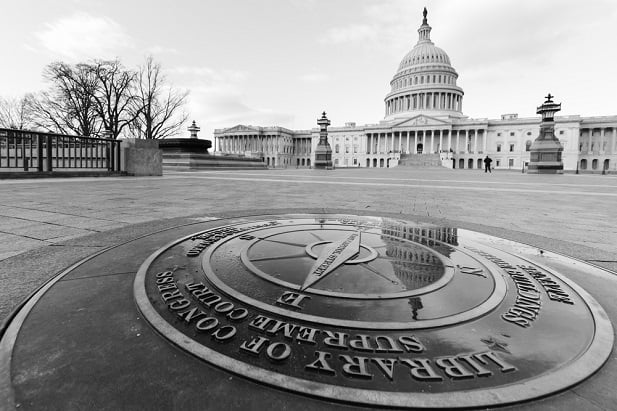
[559,130,564,135]
[496,160,501,167]
[526,140,532,151]
[509,158,514,168]
[497,144,502,152]
[509,143,515,152]
[580,159,587,170]
[592,159,598,170]
[497,132,501,136]
[335,144,340,153]
[345,146,350,153]
[510,132,515,136]
[527,131,532,136]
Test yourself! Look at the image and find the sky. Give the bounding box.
[1,0,616,139]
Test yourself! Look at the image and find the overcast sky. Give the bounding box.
[1,0,616,138]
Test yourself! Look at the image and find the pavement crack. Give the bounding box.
[59,271,136,282]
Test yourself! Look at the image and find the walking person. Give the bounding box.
[483,155,493,173]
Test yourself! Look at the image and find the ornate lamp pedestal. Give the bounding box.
[313,111,333,170]
[528,94,564,174]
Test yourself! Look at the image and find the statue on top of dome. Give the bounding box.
[423,7,428,24]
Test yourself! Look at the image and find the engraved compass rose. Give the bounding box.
[198,218,503,329]
[237,225,452,299]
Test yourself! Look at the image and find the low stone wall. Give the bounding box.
[121,139,162,176]
[162,153,267,171]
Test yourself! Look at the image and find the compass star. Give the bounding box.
[301,231,361,291]
[481,336,511,354]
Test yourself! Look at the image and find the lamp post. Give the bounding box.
[528,94,564,174]
[313,111,333,169]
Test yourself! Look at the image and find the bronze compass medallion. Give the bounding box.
[134,214,613,408]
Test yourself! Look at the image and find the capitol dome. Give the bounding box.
[384,8,464,120]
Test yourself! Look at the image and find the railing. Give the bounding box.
[0,128,121,173]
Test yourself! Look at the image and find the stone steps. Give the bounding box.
[397,153,443,167]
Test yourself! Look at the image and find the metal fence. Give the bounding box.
[0,128,121,173]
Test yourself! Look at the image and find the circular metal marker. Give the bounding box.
[134,214,614,409]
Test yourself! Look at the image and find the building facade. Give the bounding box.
[214,9,617,173]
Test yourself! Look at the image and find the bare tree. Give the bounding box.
[28,62,100,136]
[91,60,139,139]
[130,56,188,139]
[0,95,33,129]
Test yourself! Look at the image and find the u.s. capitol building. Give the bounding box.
[214,9,616,173]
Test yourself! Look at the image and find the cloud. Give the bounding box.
[169,65,295,134]
[35,12,133,61]
[145,45,179,55]
[169,66,248,85]
[319,0,414,51]
[322,24,377,44]
[299,73,329,83]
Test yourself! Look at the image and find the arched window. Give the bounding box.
[380,158,385,167]
[335,144,340,153]
[526,140,532,151]
[604,159,610,171]
[592,159,598,170]
[580,159,587,170]
[468,159,474,169]
[459,158,465,169]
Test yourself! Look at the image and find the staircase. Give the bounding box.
[397,153,442,168]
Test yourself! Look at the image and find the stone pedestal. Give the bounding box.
[314,111,333,169]
[528,94,564,174]
[121,138,162,176]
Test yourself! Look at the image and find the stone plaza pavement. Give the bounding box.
[1,167,616,322]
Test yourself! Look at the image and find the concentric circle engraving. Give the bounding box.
[134,214,613,409]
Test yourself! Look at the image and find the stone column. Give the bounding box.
[600,128,605,152]
[613,127,617,153]
[474,130,478,154]
[406,131,410,153]
[588,129,593,154]
[483,130,488,153]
